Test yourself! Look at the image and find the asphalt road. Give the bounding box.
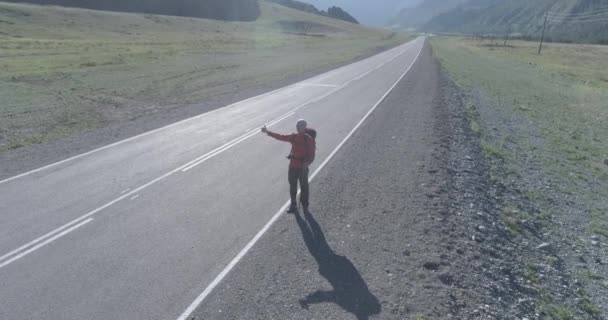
[189,39,454,320]
[0,37,425,320]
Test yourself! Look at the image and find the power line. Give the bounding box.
[538,8,608,55]
[548,10,608,19]
[548,10,608,17]
[547,16,608,23]
[548,6,608,16]
[549,11,608,19]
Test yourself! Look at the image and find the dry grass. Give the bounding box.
[431,37,608,239]
[0,1,411,152]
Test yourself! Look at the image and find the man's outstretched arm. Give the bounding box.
[261,126,292,142]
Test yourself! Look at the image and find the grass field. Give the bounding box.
[431,37,607,317]
[0,1,411,152]
[431,36,608,208]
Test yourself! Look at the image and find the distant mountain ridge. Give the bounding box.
[423,0,608,44]
[390,0,608,44]
[3,0,260,21]
[267,0,358,24]
[305,0,420,26]
[388,0,468,30]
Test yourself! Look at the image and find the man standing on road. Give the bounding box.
[262,119,316,213]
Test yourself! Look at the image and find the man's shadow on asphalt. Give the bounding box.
[294,209,381,320]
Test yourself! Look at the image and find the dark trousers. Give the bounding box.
[288,167,309,208]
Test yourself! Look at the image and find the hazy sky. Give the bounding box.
[303,0,422,26]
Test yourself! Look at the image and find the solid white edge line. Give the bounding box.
[175,202,291,320]
[176,38,425,320]
[0,41,413,185]
[0,218,94,269]
[0,38,420,273]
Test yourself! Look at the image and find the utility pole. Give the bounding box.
[538,12,548,55]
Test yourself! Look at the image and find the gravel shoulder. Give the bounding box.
[432,38,607,319]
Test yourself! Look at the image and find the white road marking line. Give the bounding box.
[181,112,295,172]
[0,218,93,269]
[0,39,420,271]
[0,89,327,267]
[0,217,86,263]
[183,113,294,172]
[0,42,414,185]
[294,83,339,87]
[130,195,140,200]
[343,46,410,86]
[0,88,273,185]
[176,38,425,320]
[120,188,131,194]
[0,160,203,266]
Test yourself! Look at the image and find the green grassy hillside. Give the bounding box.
[0,1,410,152]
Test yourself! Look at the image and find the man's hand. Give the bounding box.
[261,125,268,134]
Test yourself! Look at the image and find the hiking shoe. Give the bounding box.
[287,205,298,214]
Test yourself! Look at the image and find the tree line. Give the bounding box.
[5,0,261,21]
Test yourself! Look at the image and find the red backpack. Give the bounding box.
[287,128,317,164]
[305,128,317,140]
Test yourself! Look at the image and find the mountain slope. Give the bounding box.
[326,6,357,24]
[423,0,608,44]
[388,0,469,30]
[306,0,419,26]
[266,0,358,24]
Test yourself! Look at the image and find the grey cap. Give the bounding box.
[296,119,307,128]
